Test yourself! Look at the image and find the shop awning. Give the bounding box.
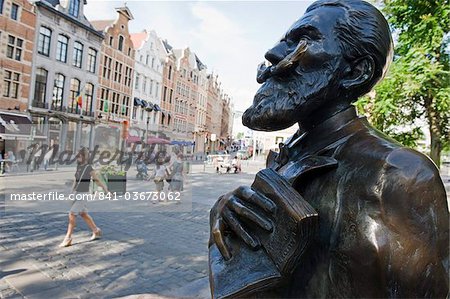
[153,104,162,112]
[0,112,32,140]
[126,135,142,144]
[147,136,170,145]
[170,140,194,146]
[143,101,154,111]
[133,97,143,107]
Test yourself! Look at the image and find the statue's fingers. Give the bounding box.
[236,186,276,214]
[223,209,260,249]
[227,196,273,231]
[212,218,231,260]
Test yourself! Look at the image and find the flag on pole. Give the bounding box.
[76,94,83,109]
[76,85,86,114]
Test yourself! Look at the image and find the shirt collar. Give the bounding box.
[275,106,361,167]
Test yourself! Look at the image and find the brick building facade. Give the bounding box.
[0,0,35,112]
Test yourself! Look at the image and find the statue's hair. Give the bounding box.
[306,0,394,98]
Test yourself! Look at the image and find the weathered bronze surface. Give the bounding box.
[208,0,449,298]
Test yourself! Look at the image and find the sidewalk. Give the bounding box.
[0,170,256,298]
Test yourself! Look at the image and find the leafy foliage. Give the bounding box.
[357,0,450,165]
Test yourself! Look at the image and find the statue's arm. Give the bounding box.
[379,148,449,297]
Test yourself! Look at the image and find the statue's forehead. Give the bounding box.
[285,6,344,37]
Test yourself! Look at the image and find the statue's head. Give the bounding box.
[243,0,393,131]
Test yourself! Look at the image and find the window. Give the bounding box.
[151,57,155,68]
[127,67,132,87]
[114,61,122,82]
[102,56,112,79]
[56,35,68,62]
[73,41,83,68]
[117,63,122,83]
[0,0,4,14]
[118,35,124,51]
[109,36,113,46]
[6,35,23,61]
[168,66,172,80]
[135,74,140,90]
[3,70,19,98]
[85,83,94,114]
[100,88,110,112]
[38,27,51,56]
[146,55,149,65]
[155,83,159,98]
[87,48,97,73]
[121,96,127,116]
[52,73,65,110]
[124,96,129,116]
[113,93,120,114]
[69,78,80,113]
[11,3,18,20]
[68,0,79,17]
[149,80,153,94]
[124,66,131,87]
[144,78,149,93]
[34,68,48,105]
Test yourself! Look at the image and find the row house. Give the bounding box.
[220,93,232,144]
[130,29,164,142]
[0,0,36,153]
[172,47,197,146]
[193,56,208,153]
[206,73,223,153]
[159,38,176,140]
[29,0,103,152]
[91,6,134,149]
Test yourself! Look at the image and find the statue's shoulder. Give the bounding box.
[385,147,440,181]
[339,123,445,201]
[382,147,446,203]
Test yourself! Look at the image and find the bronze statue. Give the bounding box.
[208,0,449,298]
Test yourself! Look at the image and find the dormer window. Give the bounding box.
[68,0,79,18]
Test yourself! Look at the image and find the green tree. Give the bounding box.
[357,0,450,166]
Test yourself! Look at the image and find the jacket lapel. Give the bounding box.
[279,155,338,186]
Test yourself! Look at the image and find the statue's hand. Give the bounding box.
[209,186,276,260]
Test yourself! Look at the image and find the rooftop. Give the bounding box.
[90,19,114,32]
[130,31,148,49]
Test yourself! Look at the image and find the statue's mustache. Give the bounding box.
[257,40,308,84]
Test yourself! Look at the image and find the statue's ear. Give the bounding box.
[341,56,375,90]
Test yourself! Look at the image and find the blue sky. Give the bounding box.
[84,1,314,111]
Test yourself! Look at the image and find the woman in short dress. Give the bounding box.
[60,148,109,247]
[169,153,184,192]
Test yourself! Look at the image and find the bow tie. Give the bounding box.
[274,131,308,168]
[275,142,289,167]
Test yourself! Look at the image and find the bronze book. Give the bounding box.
[209,168,318,299]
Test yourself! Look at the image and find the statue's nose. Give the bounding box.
[265,42,288,65]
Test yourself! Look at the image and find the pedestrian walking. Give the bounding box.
[60,147,109,247]
[168,153,184,192]
[152,156,167,194]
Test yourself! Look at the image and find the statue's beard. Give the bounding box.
[243,72,336,131]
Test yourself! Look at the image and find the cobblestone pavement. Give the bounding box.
[1,161,448,299]
[0,164,258,299]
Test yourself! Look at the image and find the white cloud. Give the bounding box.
[188,2,263,110]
